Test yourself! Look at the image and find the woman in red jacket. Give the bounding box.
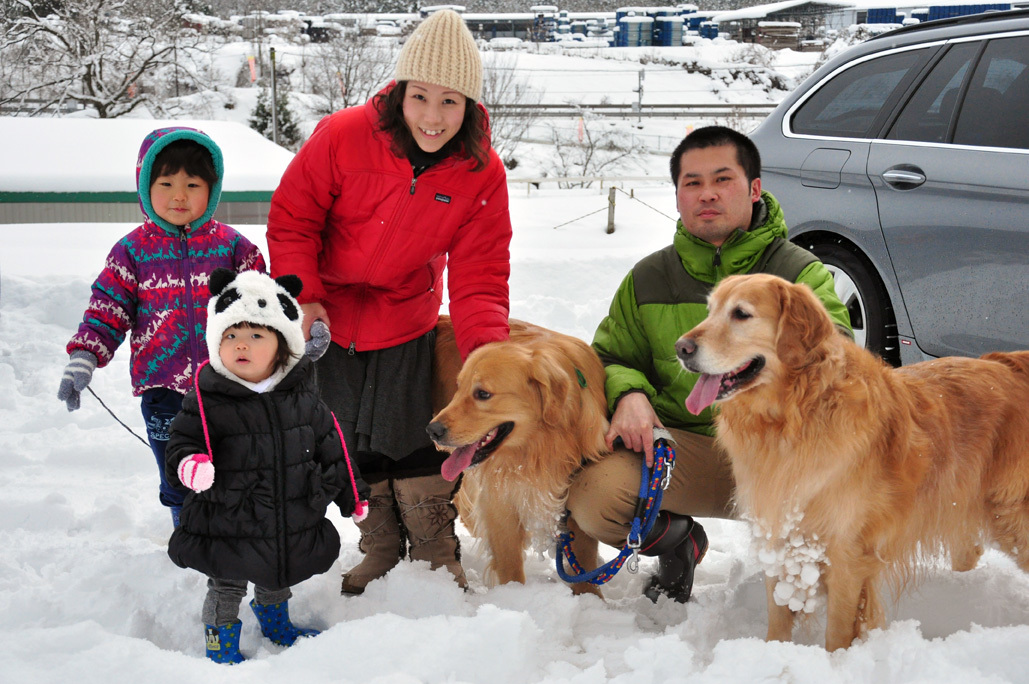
[266,9,511,594]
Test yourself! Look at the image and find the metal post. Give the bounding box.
[636,69,645,125]
[606,186,616,234]
[270,47,279,146]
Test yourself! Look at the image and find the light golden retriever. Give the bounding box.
[676,273,1029,651]
[428,316,609,596]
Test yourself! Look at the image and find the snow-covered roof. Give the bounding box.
[710,0,1014,22]
[0,117,293,194]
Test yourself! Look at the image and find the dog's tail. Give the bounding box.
[982,350,1029,377]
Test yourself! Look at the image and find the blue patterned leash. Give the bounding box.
[557,429,676,586]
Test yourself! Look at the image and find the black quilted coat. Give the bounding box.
[166,357,370,590]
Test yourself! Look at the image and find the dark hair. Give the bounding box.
[669,125,761,186]
[229,321,298,373]
[375,82,491,171]
[150,139,218,188]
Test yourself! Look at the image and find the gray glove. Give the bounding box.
[57,350,98,411]
[304,320,331,361]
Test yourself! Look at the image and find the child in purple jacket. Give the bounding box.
[58,127,266,527]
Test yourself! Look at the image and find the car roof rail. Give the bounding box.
[871,7,1029,40]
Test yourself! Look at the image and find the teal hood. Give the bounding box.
[135,127,224,236]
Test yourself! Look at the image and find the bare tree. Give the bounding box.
[302,30,396,115]
[480,53,544,166]
[1,0,209,117]
[546,109,647,187]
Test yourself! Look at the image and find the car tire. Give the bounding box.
[803,240,899,366]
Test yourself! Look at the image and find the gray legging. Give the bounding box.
[202,577,291,626]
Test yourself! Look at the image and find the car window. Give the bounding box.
[954,35,1029,149]
[791,49,928,138]
[886,43,978,144]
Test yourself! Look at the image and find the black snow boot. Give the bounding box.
[640,511,708,604]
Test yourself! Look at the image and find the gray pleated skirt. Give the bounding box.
[314,329,436,468]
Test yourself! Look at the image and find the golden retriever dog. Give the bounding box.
[428,316,609,596]
[676,273,1029,651]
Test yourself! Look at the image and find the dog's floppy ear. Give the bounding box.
[528,351,572,428]
[775,280,835,369]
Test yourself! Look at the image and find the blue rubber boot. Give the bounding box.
[170,506,181,528]
[204,621,245,664]
[249,599,320,646]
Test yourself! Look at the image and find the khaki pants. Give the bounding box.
[565,427,737,548]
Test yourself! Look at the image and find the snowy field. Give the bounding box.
[4,36,1029,684]
[5,189,1029,683]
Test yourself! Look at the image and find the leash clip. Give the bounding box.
[661,456,675,490]
[626,532,641,574]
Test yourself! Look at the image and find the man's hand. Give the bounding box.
[605,391,664,468]
[300,302,329,341]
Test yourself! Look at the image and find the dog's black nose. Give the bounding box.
[426,421,447,442]
[676,337,697,362]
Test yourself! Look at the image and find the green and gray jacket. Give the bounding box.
[593,191,852,436]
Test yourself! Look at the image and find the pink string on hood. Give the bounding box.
[331,411,367,517]
[193,360,213,457]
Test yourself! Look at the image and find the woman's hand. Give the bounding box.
[301,302,330,340]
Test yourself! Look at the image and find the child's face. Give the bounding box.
[150,169,210,227]
[219,325,279,383]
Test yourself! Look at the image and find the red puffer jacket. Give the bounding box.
[267,84,511,360]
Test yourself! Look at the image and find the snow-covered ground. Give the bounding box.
[6,189,1029,682]
[4,36,1029,684]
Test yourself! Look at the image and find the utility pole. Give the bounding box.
[635,69,645,124]
[270,46,279,146]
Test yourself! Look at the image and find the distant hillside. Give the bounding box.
[203,1,769,17]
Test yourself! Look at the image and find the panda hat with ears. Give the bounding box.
[205,268,307,387]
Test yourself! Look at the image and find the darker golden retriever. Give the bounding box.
[428,316,609,595]
[676,273,1029,651]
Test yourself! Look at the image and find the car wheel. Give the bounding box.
[804,240,899,365]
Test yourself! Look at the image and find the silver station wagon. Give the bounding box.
[751,9,1029,366]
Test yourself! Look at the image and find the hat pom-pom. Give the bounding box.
[353,499,369,522]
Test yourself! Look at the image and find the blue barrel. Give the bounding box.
[654,16,684,45]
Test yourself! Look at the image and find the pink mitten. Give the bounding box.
[352,499,369,523]
[178,454,215,492]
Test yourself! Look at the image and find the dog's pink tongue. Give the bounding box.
[441,445,475,482]
[686,373,723,415]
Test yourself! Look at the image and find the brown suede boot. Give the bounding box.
[341,479,406,595]
[394,474,467,589]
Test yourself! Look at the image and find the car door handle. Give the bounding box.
[882,168,927,188]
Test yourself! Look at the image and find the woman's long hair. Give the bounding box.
[375,82,491,171]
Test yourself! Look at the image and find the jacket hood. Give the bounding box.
[136,127,224,236]
[205,269,306,391]
[673,191,787,283]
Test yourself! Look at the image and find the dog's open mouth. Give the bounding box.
[685,356,765,415]
[440,422,514,482]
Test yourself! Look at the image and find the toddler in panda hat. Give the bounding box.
[165,268,369,665]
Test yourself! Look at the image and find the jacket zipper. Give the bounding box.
[180,225,200,378]
[344,171,419,354]
[265,394,288,588]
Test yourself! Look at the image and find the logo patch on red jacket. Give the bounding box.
[434,193,451,204]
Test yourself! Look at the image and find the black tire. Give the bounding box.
[804,240,899,366]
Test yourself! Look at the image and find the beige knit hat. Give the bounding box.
[395,10,483,102]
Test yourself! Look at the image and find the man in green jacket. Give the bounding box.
[566,126,852,604]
